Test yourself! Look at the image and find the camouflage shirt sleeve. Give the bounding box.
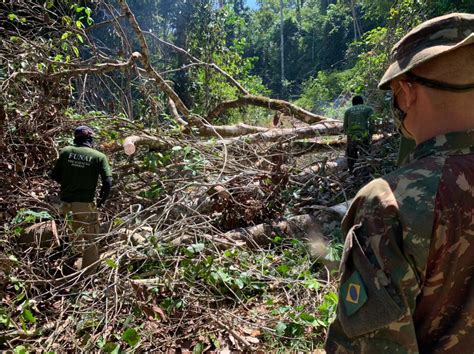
[327,131,474,353]
[325,179,422,353]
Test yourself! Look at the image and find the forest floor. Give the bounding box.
[0,124,399,352]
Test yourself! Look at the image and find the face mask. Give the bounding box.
[391,89,414,140]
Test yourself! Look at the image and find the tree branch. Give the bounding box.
[118,0,191,119]
[207,95,330,124]
[11,53,141,81]
[145,31,249,96]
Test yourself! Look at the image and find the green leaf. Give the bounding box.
[122,328,140,347]
[192,342,204,354]
[72,46,80,57]
[272,236,282,244]
[105,258,117,269]
[276,264,289,276]
[11,209,52,225]
[13,345,27,354]
[186,243,205,254]
[234,278,244,289]
[275,321,287,335]
[96,336,106,349]
[62,16,72,26]
[61,31,71,40]
[37,63,46,71]
[22,309,36,324]
[299,313,316,323]
[8,13,18,21]
[76,34,84,43]
[102,342,120,353]
[303,278,320,290]
[75,20,83,29]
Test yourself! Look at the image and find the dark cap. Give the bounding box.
[379,13,474,90]
[74,125,94,138]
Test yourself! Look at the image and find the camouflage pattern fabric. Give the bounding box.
[379,13,474,90]
[397,136,417,167]
[325,130,474,353]
[343,104,374,141]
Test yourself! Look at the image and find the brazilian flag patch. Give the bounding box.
[341,271,368,316]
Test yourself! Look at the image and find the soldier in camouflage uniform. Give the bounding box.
[325,13,474,353]
[343,95,374,172]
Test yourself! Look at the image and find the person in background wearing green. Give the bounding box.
[343,95,374,172]
[51,125,112,276]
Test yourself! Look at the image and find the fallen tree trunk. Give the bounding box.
[204,121,343,144]
[210,202,351,270]
[121,122,343,154]
[207,95,331,124]
[221,213,324,246]
[198,123,271,137]
[220,201,349,245]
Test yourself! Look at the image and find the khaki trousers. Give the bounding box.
[61,202,100,275]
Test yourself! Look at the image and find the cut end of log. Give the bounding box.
[123,141,136,155]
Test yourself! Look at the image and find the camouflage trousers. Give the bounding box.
[61,202,100,276]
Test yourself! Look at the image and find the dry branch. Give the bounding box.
[295,157,348,183]
[207,95,330,124]
[118,0,191,119]
[167,98,189,128]
[11,53,141,82]
[145,31,249,96]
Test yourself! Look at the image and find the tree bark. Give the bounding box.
[206,121,342,144]
[118,0,191,119]
[121,121,343,154]
[280,0,285,96]
[207,94,330,124]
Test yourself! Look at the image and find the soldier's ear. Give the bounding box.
[399,80,417,109]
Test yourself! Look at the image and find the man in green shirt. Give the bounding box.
[343,95,374,172]
[51,125,112,275]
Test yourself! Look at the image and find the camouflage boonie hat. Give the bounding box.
[379,13,474,90]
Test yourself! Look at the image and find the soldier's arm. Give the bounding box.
[325,180,421,353]
[97,156,113,207]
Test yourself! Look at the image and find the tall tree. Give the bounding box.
[279,0,285,97]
